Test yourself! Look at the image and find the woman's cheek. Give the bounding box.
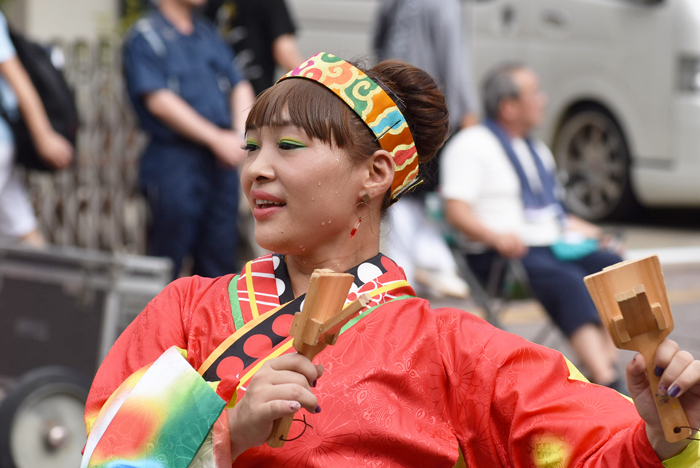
[239,166,252,197]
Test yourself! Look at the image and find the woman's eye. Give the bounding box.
[278,140,305,150]
[243,143,260,152]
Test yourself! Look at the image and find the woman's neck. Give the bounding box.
[284,227,380,297]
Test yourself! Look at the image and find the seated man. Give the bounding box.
[441,63,624,390]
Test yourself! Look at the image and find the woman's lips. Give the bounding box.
[250,190,285,220]
[252,203,285,220]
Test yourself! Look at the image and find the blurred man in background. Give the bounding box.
[441,64,625,390]
[374,0,479,133]
[373,0,478,298]
[123,0,254,278]
[0,11,73,247]
[203,0,303,96]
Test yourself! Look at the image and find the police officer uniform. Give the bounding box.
[123,10,245,278]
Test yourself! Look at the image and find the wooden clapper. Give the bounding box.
[267,269,370,448]
[584,255,692,443]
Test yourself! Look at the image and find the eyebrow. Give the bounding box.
[247,121,295,132]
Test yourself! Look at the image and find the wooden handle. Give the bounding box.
[265,273,361,447]
[642,348,692,443]
[267,414,295,448]
[266,347,315,447]
[266,345,314,448]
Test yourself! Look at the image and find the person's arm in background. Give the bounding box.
[445,199,527,258]
[272,34,303,72]
[0,57,73,168]
[265,0,303,72]
[430,0,480,130]
[564,213,628,255]
[566,214,602,239]
[125,31,246,167]
[440,132,527,258]
[144,90,246,167]
[230,81,254,136]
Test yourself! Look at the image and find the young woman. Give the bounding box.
[83,53,700,467]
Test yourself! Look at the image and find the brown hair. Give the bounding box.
[245,59,450,206]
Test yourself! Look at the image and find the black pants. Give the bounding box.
[466,247,622,337]
[140,141,239,279]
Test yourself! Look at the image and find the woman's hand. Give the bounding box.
[227,353,324,458]
[626,340,700,460]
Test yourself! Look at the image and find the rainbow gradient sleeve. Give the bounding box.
[81,347,227,468]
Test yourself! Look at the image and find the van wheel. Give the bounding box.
[553,107,638,221]
[0,367,90,468]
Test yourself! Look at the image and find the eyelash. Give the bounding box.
[278,141,304,150]
[241,141,305,152]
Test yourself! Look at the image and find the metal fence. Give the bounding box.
[21,38,149,254]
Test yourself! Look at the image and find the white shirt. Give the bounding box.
[440,124,561,251]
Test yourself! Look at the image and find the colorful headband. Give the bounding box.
[278,52,420,203]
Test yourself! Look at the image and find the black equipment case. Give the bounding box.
[0,243,172,378]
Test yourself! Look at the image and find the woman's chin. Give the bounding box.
[254,230,289,255]
[253,222,345,257]
[254,237,278,254]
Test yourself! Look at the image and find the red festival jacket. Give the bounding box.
[85,253,679,467]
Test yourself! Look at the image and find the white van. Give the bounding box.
[287,0,700,221]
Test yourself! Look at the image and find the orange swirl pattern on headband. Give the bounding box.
[278,52,420,202]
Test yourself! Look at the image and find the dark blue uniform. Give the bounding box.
[124,11,244,278]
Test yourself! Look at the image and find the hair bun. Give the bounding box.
[367,60,450,163]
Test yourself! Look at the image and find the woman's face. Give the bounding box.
[241,124,363,255]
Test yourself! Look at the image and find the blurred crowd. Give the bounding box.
[0,0,627,387]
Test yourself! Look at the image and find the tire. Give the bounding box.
[553,106,639,221]
[0,367,91,468]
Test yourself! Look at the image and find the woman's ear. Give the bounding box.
[362,149,395,200]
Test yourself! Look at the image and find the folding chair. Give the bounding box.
[450,245,556,346]
[425,192,557,345]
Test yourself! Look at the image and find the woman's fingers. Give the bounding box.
[626,353,649,398]
[262,383,319,414]
[267,370,315,389]
[657,349,695,396]
[257,399,304,423]
[653,340,700,397]
[267,353,323,386]
[654,340,680,372]
[227,355,326,456]
[664,359,700,398]
[239,354,324,431]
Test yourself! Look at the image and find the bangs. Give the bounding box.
[246,79,375,149]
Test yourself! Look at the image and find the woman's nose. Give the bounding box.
[244,146,275,182]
